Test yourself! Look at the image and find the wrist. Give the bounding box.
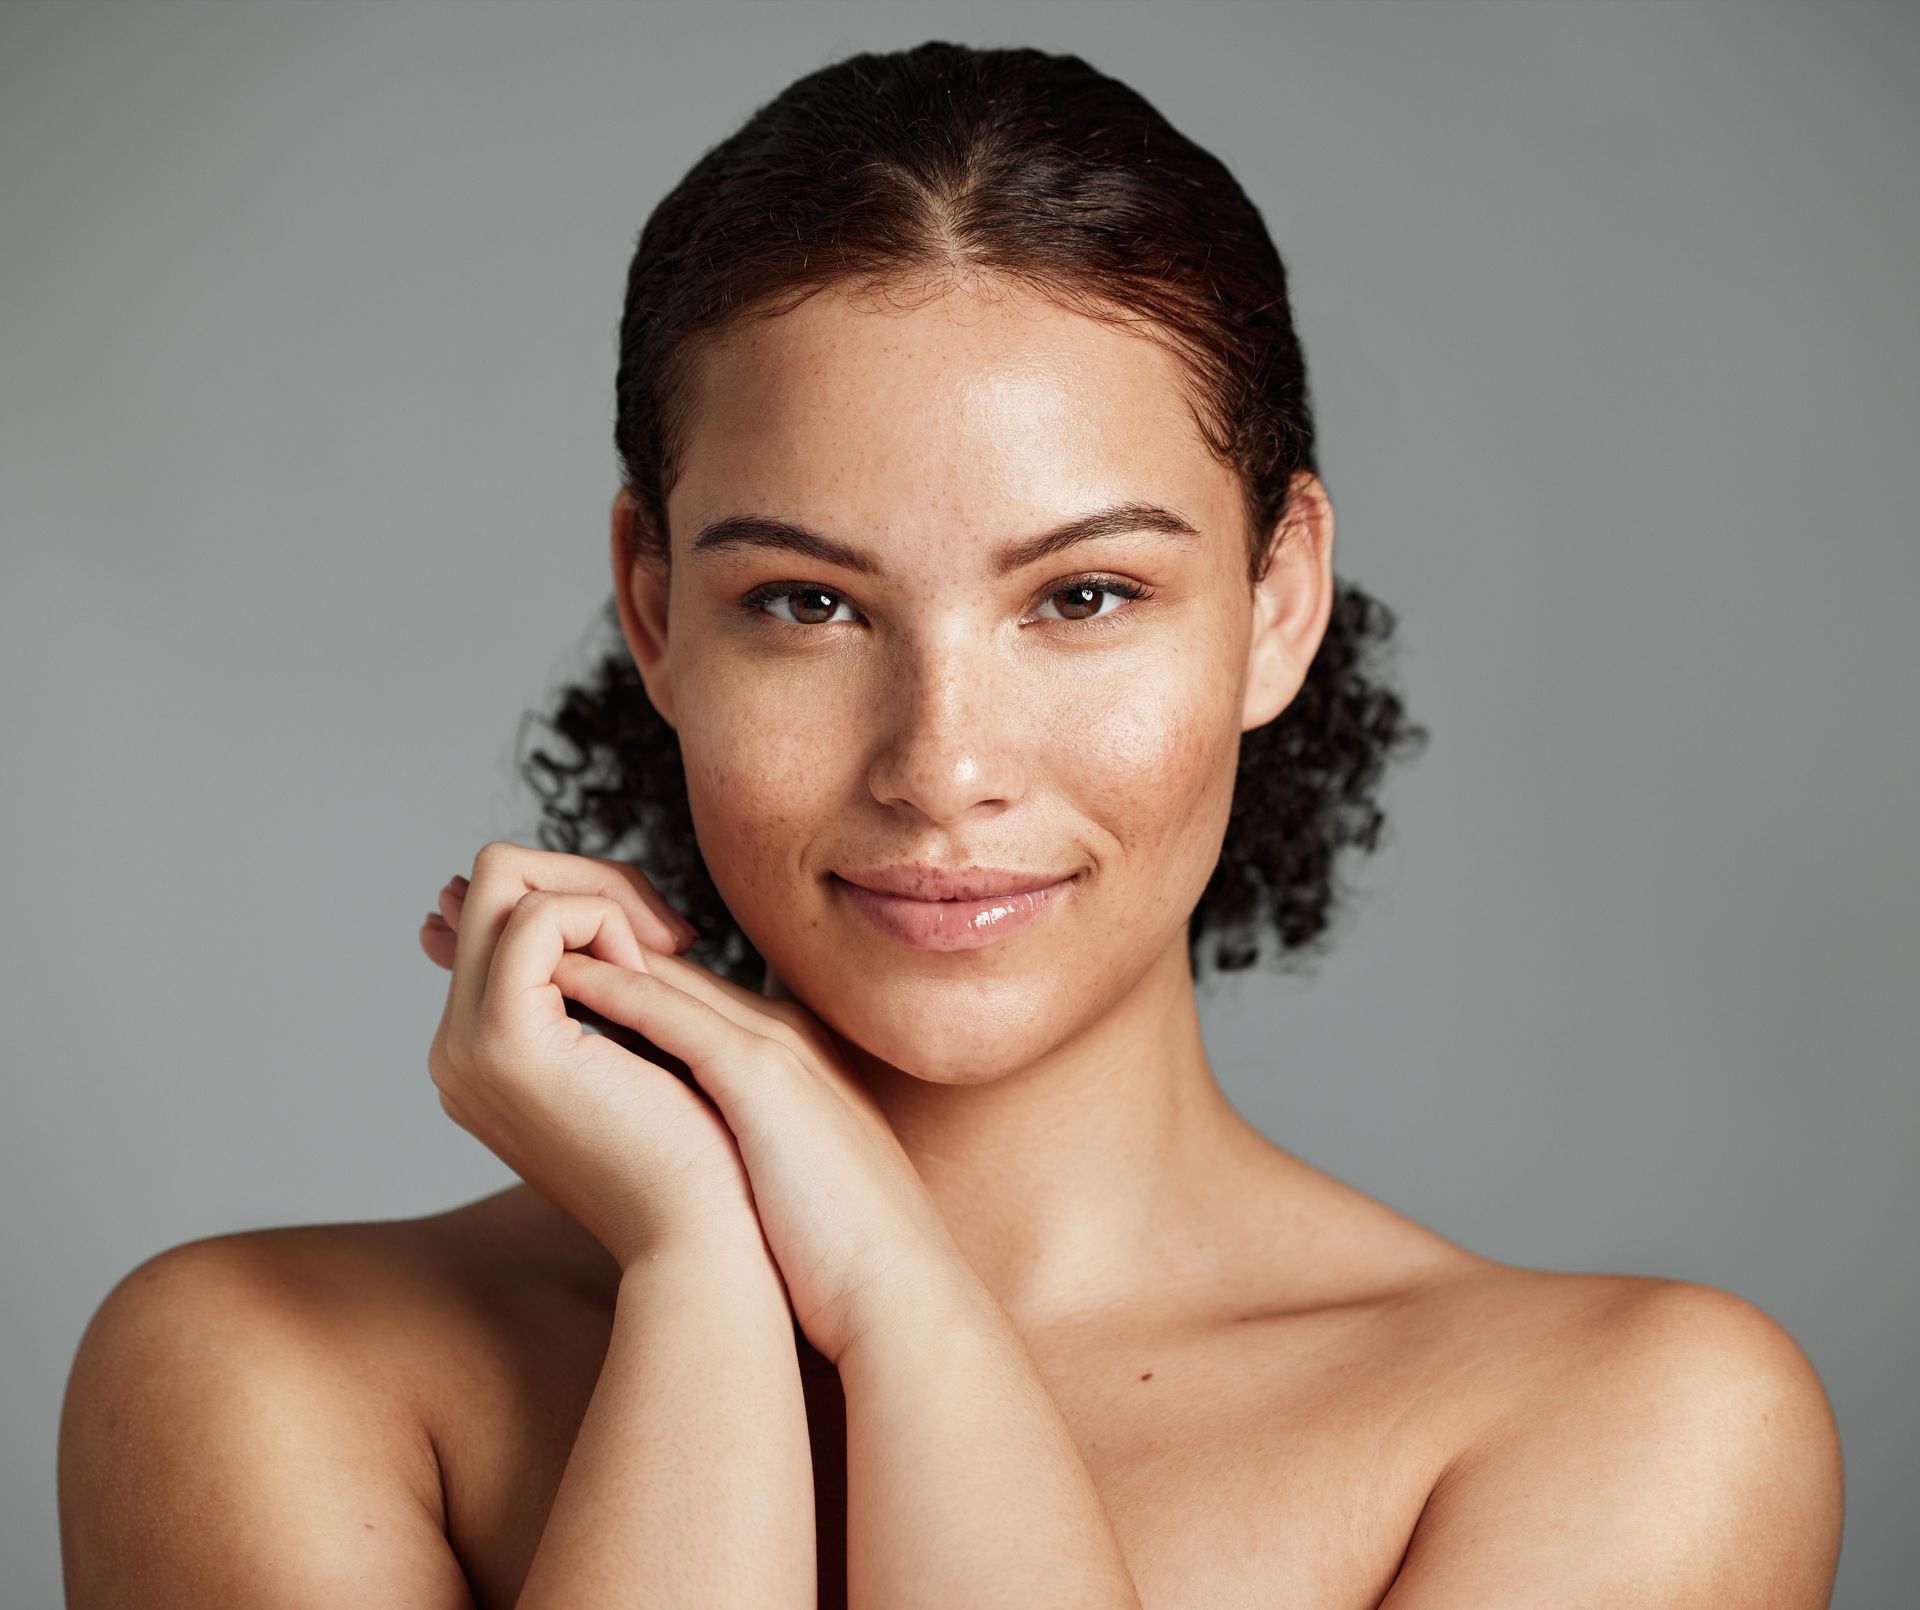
[619,1214,783,1291]
[834,1253,1003,1377]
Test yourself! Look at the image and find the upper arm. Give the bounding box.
[59,1236,479,1610]
[1377,1280,1845,1609]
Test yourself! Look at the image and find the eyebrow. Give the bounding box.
[688,500,1204,579]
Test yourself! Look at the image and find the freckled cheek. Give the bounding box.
[1054,675,1237,873]
[1059,671,1236,832]
[675,672,852,908]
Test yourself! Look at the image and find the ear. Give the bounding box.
[1241,470,1335,732]
[610,486,678,731]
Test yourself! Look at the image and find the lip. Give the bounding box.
[836,865,1071,900]
[831,869,1077,951]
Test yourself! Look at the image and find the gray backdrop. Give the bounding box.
[2,1,1913,1604]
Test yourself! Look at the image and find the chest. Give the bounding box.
[431,1309,1457,1610]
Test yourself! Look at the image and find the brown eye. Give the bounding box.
[1050,584,1107,621]
[741,585,859,627]
[1032,576,1152,627]
[783,588,843,625]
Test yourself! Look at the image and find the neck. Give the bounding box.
[765,931,1273,1334]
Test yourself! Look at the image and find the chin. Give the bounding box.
[775,952,1084,1085]
[847,1020,1068,1087]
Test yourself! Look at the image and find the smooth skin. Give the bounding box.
[59,275,1845,1608]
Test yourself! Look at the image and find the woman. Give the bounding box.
[59,40,1843,1610]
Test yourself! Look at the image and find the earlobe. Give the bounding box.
[1240,471,1336,732]
[610,487,678,731]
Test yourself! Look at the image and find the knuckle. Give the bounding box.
[598,892,640,937]
[747,1039,806,1082]
[429,1042,469,1099]
[760,1019,813,1061]
[472,840,517,881]
[440,1016,474,1067]
[757,1001,834,1059]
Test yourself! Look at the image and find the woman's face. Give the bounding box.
[621,279,1327,1083]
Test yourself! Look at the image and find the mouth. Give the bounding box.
[829,869,1080,951]
[835,865,1074,900]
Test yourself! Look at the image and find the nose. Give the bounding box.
[864,635,1027,825]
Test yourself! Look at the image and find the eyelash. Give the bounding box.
[736,574,1157,636]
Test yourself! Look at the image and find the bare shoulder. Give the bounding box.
[57,1203,529,1609]
[1376,1261,1846,1608]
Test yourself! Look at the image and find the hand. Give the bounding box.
[422,841,764,1268]
[422,844,978,1365]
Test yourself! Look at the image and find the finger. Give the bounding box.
[481,891,654,1047]
[615,941,830,1053]
[446,842,685,1031]
[421,913,457,971]
[551,952,781,1112]
[538,850,697,951]
[458,844,683,951]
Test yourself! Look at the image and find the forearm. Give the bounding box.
[515,1226,815,1610]
[838,1267,1143,1610]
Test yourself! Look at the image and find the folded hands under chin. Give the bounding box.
[422,839,988,1368]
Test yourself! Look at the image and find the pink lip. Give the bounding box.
[832,872,1075,951]
[836,865,1071,900]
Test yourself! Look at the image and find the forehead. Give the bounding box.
[666,281,1231,549]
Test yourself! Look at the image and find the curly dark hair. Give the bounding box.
[515,40,1428,993]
